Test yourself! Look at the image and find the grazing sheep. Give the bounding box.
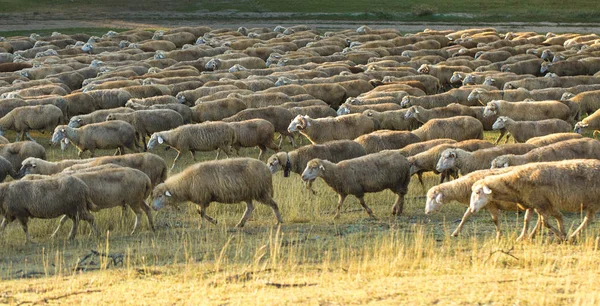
[0,105,63,142]
[0,141,46,172]
[0,175,98,242]
[190,98,247,123]
[106,109,184,151]
[223,119,279,160]
[425,167,535,240]
[301,150,411,217]
[222,106,296,147]
[436,144,537,175]
[525,132,583,147]
[147,122,237,170]
[68,108,135,128]
[574,107,600,136]
[483,100,572,122]
[287,114,376,144]
[151,158,283,227]
[411,116,484,141]
[491,116,572,144]
[491,138,600,168]
[52,121,139,157]
[354,130,421,153]
[470,159,600,241]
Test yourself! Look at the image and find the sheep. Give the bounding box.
[125,101,193,124]
[227,92,291,108]
[467,88,531,105]
[287,105,337,119]
[147,122,237,170]
[525,132,583,147]
[287,114,376,144]
[483,100,572,122]
[564,89,600,116]
[398,139,457,157]
[404,104,477,123]
[354,130,421,154]
[491,116,572,144]
[63,92,97,118]
[0,156,18,182]
[336,102,402,116]
[85,89,134,109]
[0,175,98,242]
[301,150,410,217]
[190,98,247,123]
[500,58,544,75]
[68,108,135,128]
[151,158,283,227]
[127,95,179,106]
[223,119,279,160]
[50,166,154,235]
[51,121,139,157]
[411,116,484,141]
[300,83,348,109]
[0,105,63,142]
[436,144,537,176]
[490,138,600,168]
[19,157,93,177]
[106,109,184,151]
[176,85,240,105]
[222,106,296,147]
[425,167,535,240]
[0,141,46,172]
[417,64,473,89]
[362,109,419,131]
[470,159,600,241]
[204,57,267,71]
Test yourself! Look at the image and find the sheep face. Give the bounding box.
[490,156,511,169]
[147,133,164,150]
[19,160,38,177]
[482,77,495,87]
[105,114,116,121]
[151,183,172,211]
[417,64,430,74]
[467,89,483,103]
[51,127,67,144]
[301,160,324,181]
[425,189,444,214]
[205,58,221,71]
[336,105,350,116]
[229,64,247,73]
[540,62,551,74]
[450,72,464,84]
[68,117,84,128]
[483,102,498,117]
[574,122,588,134]
[560,92,575,101]
[176,93,186,104]
[82,43,93,53]
[275,77,293,87]
[404,106,418,119]
[540,49,553,61]
[470,183,493,213]
[436,150,457,173]
[400,96,412,108]
[491,117,508,130]
[463,74,477,86]
[287,115,310,133]
[266,156,281,174]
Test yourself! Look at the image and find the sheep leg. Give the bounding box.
[0,217,6,231]
[527,213,543,240]
[391,193,405,216]
[140,201,156,232]
[568,210,595,241]
[25,131,36,142]
[262,197,283,225]
[170,151,182,170]
[451,207,474,237]
[539,210,566,241]
[236,200,255,228]
[68,217,79,240]
[79,210,99,237]
[504,133,511,144]
[288,135,297,148]
[493,129,506,145]
[190,150,197,161]
[196,203,217,227]
[334,194,347,219]
[358,197,377,219]
[257,145,266,160]
[130,207,142,235]
[215,149,221,160]
[51,215,69,238]
[516,208,533,241]
[417,171,426,192]
[487,206,502,240]
[17,217,30,243]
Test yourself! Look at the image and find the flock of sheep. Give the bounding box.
[0,24,600,243]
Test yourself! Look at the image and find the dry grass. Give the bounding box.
[1,130,600,305]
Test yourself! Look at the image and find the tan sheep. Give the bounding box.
[525,132,583,147]
[68,107,134,128]
[63,92,97,118]
[404,104,477,124]
[483,100,572,122]
[336,102,402,116]
[19,157,93,177]
[222,119,279,160]
[0,104,63,142]
[417,63,473,89]
[147,122,237,169]
[354,130,421,154]
[436,142,536,174]
[564,89,600,116]
[227,92,291,108]
[176,85,240,105]
[491,116,572,144]
[362,109,419,131]
[0,141,46,172]
[490,138,600,168]
[222,106,296,147]
[125,101,193,124]
[287,114,376,144]
[287,105,337,119]
[301,83,347,109]
[301,150,411,217]
[127,95,179,106]
[52,121,139,157]
[106,109,184,151]
[397,139,457,157]
[470,159,600,241]
[85,89,134,109]
[412,116,484,141]
[151,158,283,227]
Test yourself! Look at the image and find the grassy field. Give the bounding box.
[1,129,600,305]
[1,0,599,23]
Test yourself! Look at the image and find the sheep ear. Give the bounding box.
[165,190,172,197]
[319,165,325,171]
[482,185,492,194]
[157,135,164,144]
[435,193,443,203]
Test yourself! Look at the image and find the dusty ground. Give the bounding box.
[2,10,600,33]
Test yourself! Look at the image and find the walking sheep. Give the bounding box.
[0,105,63,142]
[221,119,279,160]
[151,158,283,227]
[411,116,484,141]
[490,138,600,168]
[0,141,46,172]
[52,121,139,157]
[491,116,572,144]
[287,114,376,144]
[106,109,184,151]
[354,130,421,153]
[436,144,537,175]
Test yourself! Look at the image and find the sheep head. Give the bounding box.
[470,182,493,213]
[560,92,575,101]
[105,114,116,121]
[336,104,350,116]
[356,25,371,34]
[204,58,222,71]
[237,26,248,36]
[482,77,495,87]
[483,101,499,117]
[151,183,173,211]
[574,121,588,134]
[404,106,419,119]
[68,117,84,128]
[82,43,94,53]
[151,30,164,40]
[540,62,552,74]
[273,25,286,33]
[19,158,40,177]
[400,96,412,108]
[462,74,477,86]
[176,93,187,104]
[51,126,68,144]
[540,49,553,61]
[229,64,247,73]
[449,72,464,84]
[552,55,565,63]
[490,155,512,169]
[301,159,324,181]
[499,64,511,72]
[436,149,458,173]
[147,133,164,150]
[266,153,284,174]
[287,115,310,132]
[417,64,430,74]
[491,116,509,130]
[467,88,484,103]
[425,187,444,214]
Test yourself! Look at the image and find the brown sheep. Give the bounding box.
[68,107,135,128]
[223,106,296,147]
[362,109,419,131]
[0,105,63,142]
[490,138,600,168]
[491,116,572,144]
[354,130,421,154]
[412,116,484,141]
[151,158,283,227]
[106,109,184,151]
[223,119,279,160]
[404,104,477,124]
[125,102,193,124]
[436,144,537,175]
[0,141,46,172]
[52,121,139,157]
[287,114,376,144]
[483,100,572,122]
[525,132,583,147]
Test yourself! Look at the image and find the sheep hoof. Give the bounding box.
[450,232,459,237]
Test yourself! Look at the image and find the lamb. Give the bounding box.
[525,132,583,147]
[411,116,484,141]
[0,105,63,142]
[223,119,279,160]
[425,167,535,240]
[491,116,572,144]
[470,159,600,241]
[490,138,600,168]
[190,98,247,123]
[0,175,98,242]
[354,130,421,154]
[287,114,376,144]
[483,100,572,122]
[0,141,46,172]
[436,144,537,176]
[404,104,477,123]
[301,150,411,217]
[125,101,193,124]
[147,122,237,170]
[336,102,402,115]
[151,158,283,227]
[106,109,184,151]
[51,121,139,157]
[222,106,296,147]
[362,109,419,131]
[68,108,135,128]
